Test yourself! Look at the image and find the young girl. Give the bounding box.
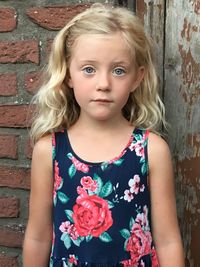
[23,4,185,267]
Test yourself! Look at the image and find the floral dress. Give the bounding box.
[50,128,159,267]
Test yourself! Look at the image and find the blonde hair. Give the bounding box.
[30,4,166,142]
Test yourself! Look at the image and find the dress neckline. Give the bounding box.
[64,127,139,166]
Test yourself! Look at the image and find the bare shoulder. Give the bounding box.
[148,132,172,171]
[32,134,52,160]
[148,132,171,156]
[31,134,53,190]
[25,134,53,243]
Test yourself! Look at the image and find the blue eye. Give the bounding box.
[113,68,126,76]
[82,66,95,74]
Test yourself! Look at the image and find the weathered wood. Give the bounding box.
[136,0,165,96]
[165,1,200,266]
[137,0,200,266]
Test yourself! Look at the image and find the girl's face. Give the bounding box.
[68,33,144,123]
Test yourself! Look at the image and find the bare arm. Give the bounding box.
[148,133,185,267]
[23,135,53,267]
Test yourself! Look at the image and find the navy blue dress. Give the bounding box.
[50,128,159,267]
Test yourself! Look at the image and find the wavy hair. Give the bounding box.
[30,4,166,142]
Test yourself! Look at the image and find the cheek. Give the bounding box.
[72,87,86,106]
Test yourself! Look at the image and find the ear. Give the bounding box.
[67,77,73,88]
[64,70,73,88]
[131,66,145,92]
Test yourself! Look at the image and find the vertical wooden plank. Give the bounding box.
[114,0,136,10]
[164,0,200,266]
[136,0,165,96]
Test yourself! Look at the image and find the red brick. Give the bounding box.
[0,254,19,267]
[0,197,20,218]
[0,40,39,64]
[0,166,30,189]
[26,4,90,30]
[46,38,53,57]
[25,71,42,94]
[0,135,18,159]
[0,73,17,96]
[0,8,17,32]
[25,138,33,159]
[0,226,24,248]
[0,104,35,128]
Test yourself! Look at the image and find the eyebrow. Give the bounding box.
[78,59,131,65]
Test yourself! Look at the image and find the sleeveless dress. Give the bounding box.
[50,128,159,267]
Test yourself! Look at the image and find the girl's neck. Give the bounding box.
[70,114,132,136]
[67,114,134,163]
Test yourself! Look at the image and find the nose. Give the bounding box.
[96,72,111,91]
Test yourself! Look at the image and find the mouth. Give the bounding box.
[93,99,113,103]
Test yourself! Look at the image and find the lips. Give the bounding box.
[93,99,113,103]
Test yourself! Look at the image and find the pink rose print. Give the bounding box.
[135,144,145,158]
[126,223,152,264]
[73,192,113,237]
[151,247,159,267]
[68,254,78,265]
[52,133,56,147]
[135,206,149,229]
[108,150,126,164]
[124,175,145,202]
[129,131,149,158]
[59,221,79,240]
[52,229,55,245]
[71,156,89,173]
[124,190,134,202]
[121,259,132,267]
[53,161,62,199]
[80,176,98,192]
[129,175,140,194]
[121,258,146,267]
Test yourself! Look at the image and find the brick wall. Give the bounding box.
[0,1,118,266]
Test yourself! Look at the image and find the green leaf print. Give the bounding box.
[99,232,112,242]
[68,164,76,178]
[61,232,71,249]
[143,139,147,147]
[49,257,54,267]
[93,173,103,195]
[120,229,131,239]
[67,152,73,159]
[52,148,56,160]
[99,181,113,198]
[58,179,64,190]
[88,189,95,196]
[53,196,57,206]
[129,217,135,230]
[107,200,115,209]
[113,158,124,166]
[57,191,69,204]
[134,134,143,142]
[101,162,109,171]
[141,162,148,175]
[72,237,82,247]
[86,235,93,242]
[123,238,129,251]
[65,210,74,223]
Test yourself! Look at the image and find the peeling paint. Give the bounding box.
[140,0,199,265]
[136,0,147,21]
[176,134,200,265]
[189,0,200,14]
[179,46,199,88]
[160,0,200,265]
[181,18,192,42]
